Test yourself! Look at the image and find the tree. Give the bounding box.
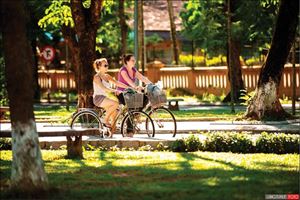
[38,0,104,158]
[244,0,299,120]
[1,0,48,192]
[119,0,127,56]
[167,0,179,65]
[138,0,145,74]
[180,0,279,102]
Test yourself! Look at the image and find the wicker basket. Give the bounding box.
[123,92,144,109]
[148,90,167,107]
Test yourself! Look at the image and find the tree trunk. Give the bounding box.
[223,39,245,102]
[1,0,48,192]
[70,0,103,109]
[64,0,103,158]
[244,0,299,120]
[119,0,127,56]
[31,39,41,102]
[138,0,145,74]
[167,0,179,65]
[61,25,81,92]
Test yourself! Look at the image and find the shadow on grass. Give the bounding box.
[1,151,299,200]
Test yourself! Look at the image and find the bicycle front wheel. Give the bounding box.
[70,110,107,138]
[121,110,155,137]
[147,107,177,137]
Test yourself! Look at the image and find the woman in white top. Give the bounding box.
[93,58,129,135]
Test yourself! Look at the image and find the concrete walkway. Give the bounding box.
[1,119,299,149]
[1,102,299,149]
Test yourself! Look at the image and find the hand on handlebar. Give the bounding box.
[135,86,144,92]
[114,90,122,95]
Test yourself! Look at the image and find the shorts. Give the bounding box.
[93,95,106,107]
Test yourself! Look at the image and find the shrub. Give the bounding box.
[203,132,254,153]
[138,145,154,151]
[179,54,205,66]
[197,92,225,102]
[169,88,193,96]
[206,55,227,66]
[204,132,231,152]
[185,134,202,152]
[245,57,261,66]
[0,57,8,106]
[256,132,300,154]
[0,138,11,150]
[156,142,170,151]
[171,138,187,152]
[229,133,254,153]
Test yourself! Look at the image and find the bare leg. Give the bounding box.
[100,98,119,135]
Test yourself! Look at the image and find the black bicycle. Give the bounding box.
[70,93,155,138]
[144,84,177,137]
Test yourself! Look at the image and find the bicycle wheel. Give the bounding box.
[147,107,177,137]
[121,110,155,137]
[70,110,108,138]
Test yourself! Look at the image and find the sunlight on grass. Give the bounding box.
[1,150,298,200]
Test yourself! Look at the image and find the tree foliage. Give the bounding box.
[180,0,279,57]
[38,0,130,59]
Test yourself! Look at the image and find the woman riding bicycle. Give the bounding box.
[116,54,152,105]
[115,54,152,136]
[92,58,129,136]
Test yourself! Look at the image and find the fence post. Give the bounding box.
[146,61,164,83]
[187,68,196,93]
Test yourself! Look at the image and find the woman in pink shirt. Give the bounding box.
[116,54,152,105]
[116,54,152,136]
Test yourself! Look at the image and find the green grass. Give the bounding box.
[0,150,298,200]
[33,105,76,123]
[173,109,243,120]
[32,105,243,123]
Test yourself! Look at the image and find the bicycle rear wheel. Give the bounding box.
[121,110,155,137]
[70,110,108,138]
[147,107,177,137]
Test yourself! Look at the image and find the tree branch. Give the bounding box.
[90,0,103,28]
[70,0,86,39]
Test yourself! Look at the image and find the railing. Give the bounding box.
[38,70,77,91]
[38,64,300,98]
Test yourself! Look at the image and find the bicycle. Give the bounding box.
[143,84,177,137]
[70,92,155,138]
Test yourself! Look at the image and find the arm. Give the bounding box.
[136,71,152,84]
[106,74,129,89]
[94,75,116,93]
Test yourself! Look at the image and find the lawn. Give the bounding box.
[0,150,298,200]
[32,105,244,123]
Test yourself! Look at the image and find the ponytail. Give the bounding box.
[122,54,134,65]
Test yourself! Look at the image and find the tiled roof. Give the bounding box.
[127,0,185,31]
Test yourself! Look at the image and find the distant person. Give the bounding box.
[93,58,129,136]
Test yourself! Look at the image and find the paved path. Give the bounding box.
[1,119,299,149]
[1,119,299,139]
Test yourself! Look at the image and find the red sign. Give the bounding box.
[41,46,55,62]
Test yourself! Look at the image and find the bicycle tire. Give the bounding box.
[120,110,155,137]
[70,110,108,138]
[147,106,177,137]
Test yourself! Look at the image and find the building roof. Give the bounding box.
[127,0,185,31]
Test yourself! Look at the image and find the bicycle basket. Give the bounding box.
[123,92,144,109]
[147,88,167,107]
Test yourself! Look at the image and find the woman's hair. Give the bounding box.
[122,54,134,65]
[93,58,107,71]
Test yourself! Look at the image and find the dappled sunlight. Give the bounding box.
[1,150,298,199]
[202,177,221,187]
